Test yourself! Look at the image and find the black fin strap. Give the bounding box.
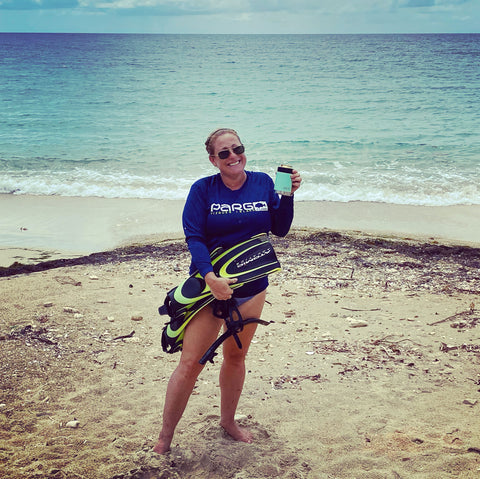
[158,294,172,316]
[199,299,272,365]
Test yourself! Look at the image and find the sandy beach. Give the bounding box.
[1,197,480,478]
[1,194,480,268]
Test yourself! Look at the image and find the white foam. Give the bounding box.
[1,163,479,206]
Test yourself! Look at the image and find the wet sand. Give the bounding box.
[1,194,479,267]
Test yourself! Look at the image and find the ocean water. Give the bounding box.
[0,33,479,206]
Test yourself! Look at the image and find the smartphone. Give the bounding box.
[274,165,294,196]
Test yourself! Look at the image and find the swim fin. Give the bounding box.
[198,298,274,365]
[159,233,280,354]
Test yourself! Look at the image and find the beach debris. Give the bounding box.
[371,335,424,348]
[463,399,478,407]
[35,313,50,323]
[131,315,143,322]
[271,374,324,389]
[440,343,480,353]
[89,275,99,280]
[112,437,129,449]
[341,307,380,312]
[63,307,80,314]
[304,265,355,282]
[54,275,82,286]
[113,331,135,341]
[65,420,80,428]
[312,336,426,376]
[348,319,369,328]
[43,302,54,308]
[3,325,57,346]
[320,332,335,342]
[429,305,479,327]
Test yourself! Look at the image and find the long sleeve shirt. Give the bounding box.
[182,170,294,297]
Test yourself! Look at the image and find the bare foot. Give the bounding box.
[152,437,172,454]
[220,421,253,443]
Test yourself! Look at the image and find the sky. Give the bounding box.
[0,0,478,34]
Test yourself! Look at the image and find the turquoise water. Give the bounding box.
[1,33,479,205]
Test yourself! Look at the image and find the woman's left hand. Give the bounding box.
[291,170,302,194]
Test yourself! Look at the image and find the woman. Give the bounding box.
[153,128,302,454]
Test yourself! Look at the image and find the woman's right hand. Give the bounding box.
[204,272,237,300]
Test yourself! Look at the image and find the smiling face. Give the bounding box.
[208,132,247,178]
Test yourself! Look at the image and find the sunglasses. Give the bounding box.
[216,144,245,160]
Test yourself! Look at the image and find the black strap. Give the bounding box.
[199,298,272,365]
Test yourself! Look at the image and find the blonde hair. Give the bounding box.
[205,128,241,155]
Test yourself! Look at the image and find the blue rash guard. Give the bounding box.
[182,170,294,297]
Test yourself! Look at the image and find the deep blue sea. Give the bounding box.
[0,33,479,206]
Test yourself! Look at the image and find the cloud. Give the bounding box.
[85,0,195,14]
[399,0,469,6]
[0,0,248,12]
[400,0,435,6]
[0,0,78,9]
[0,0,474,16]
[0,0,383,13]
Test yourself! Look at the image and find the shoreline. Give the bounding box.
[2,227,480,279]
[1,194,480,268]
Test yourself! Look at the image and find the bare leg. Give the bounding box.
[219,291,266,443]
[153,308,223,454]
[153,360,202,453]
